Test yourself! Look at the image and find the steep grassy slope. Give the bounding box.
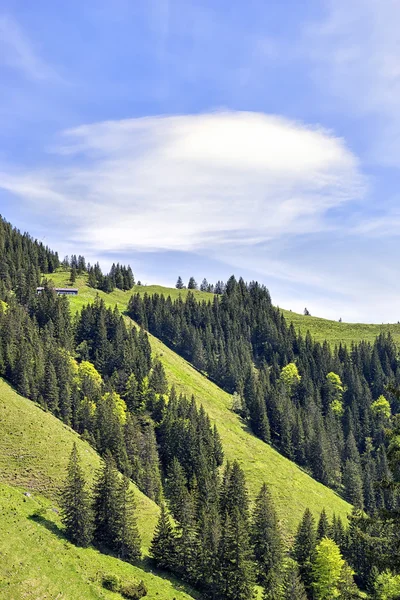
[0,483,195,600]
[45,278,352,535]
[148,331,351,534]
[0,378,196,600]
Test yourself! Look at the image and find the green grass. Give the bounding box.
[48,269,400,348]
[46,271,215,313]
[45,275,352,535]
[0,378,197,600]
[0,483,195,600]
[280,308,400,347]
[148,331,351,537]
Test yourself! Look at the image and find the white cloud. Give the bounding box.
[0,111,364,255]
[0,14,58,81]
[306,0,400,165]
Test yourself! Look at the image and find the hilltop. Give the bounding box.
[48,270,400,347]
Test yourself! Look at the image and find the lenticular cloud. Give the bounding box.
[0,111,364,252]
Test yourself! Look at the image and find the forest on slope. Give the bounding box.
[1,214,400,599]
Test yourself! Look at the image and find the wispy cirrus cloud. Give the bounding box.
[0,14,60,81]
[0,111,365,255]
[305,0,400,166]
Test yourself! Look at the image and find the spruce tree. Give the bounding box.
[176,276,184,290]
[93,452,120,549]
[114,475,141,562]
[251,483,283,592]
[282,559,307,600]
[60,443,93,547]
[150,502,177,570]
[217,508,254,600]
[316,508,331,541]
[293,508,317,593]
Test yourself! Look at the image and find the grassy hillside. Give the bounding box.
[0,483,195,600]
[46,277,352,535]
[0,378,196,600]
[280,308,400,347]
[148,331,351,534]
[46,271,215,312]
[47,269,400,347]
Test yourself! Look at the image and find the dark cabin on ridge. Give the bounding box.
[36,287,78,296]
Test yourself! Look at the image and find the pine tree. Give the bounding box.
[293,508,317,593]
[217,508,254,600]
[114,475,141,562]
[93,453,120,549]
[165,458,189,522]
[317,508,331,541]
[60,443,93,547]
[343,459,364,508]
[150,502,177,570]
[70,266,77,284]
[251,483,283,592]
[282,559,307,600]
[176,276,184,290]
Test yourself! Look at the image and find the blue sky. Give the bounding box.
[1,0,400,322]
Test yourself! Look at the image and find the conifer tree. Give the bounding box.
[165,457,189,522]
[150,502,177,570]
[217,508,254,600]
[175,276,184,290]
[317,508,331,541]
[93,452,120,548]
[293,508,317,593]
[251,483,283,592]
[114,475,141,562]
[60,443,93,547]
[70,266,77,284]
[282,559,307,600]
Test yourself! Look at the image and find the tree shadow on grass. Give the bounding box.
[28,512,66,540]
[28,513,202,599]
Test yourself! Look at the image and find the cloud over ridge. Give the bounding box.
[0,111,364,252]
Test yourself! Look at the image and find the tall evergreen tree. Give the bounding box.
[317,508,331,541]
[60,443,93,547]
[93,453,120,549]
[150,502,177,570]
[282,560,307,600]
[114,475,141,562]
[293,508,317,593]
[251,483,283,592]
[217,508,254,600]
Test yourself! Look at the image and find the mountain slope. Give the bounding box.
[49,270,400,347]
[0,378,196,600]
[0,483,195,600]
[280,308,400,347]
[45,273,352,535]
[147,329,351,534]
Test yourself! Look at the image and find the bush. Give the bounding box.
[102,574,121,592]
[120,580,148,599]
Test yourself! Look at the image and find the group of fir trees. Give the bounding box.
[175,275,225,294]
[0,215,59,301]
[151,460,303,600]
[61,444,141,562]
[127,278,400,513]
[62,253,135,293]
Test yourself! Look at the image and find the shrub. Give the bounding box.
[102,574,121,592]
[120,580,148,599]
